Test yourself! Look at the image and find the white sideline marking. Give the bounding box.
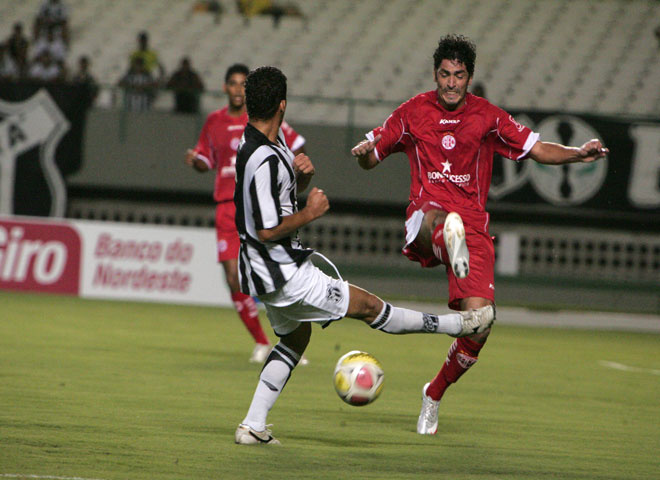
[599,360,660,376]
[1,475,107,480]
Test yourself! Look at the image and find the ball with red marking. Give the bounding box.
[333,350,384,406]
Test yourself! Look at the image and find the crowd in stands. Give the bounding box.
[1,0,98,104]
[0,0,303,114]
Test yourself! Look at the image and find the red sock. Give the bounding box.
[231,292,269,345]
[431,223,449,263]
[426,336,485,401]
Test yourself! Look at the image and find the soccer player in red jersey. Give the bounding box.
[185,63,306,364]
[351,34,608,434]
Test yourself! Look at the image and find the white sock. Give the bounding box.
[369,302,462,336]
[242,342,300,431]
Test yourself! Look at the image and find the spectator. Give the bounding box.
[471,82,487,98]
[655,25,660,48]
[32,27,67,63]
[28,50,64,83]
[192,1,223,24]
[166,56,205,113]
[129,31,164,81]
[0,43,19,81]
[118,56,157,112]
[71,55,99,108]
[237,0,305,28]
[6,22,29,76]
[34,0,69,44]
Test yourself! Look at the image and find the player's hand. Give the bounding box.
[305,187,329,219]
[351,134,381,157]
[184,149,197,166]
[577,139,609,163]
[293,153,315,177]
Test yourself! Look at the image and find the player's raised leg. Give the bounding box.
[346,285,493,336]
[415,208,469,279]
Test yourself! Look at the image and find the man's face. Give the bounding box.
[224,73,247,110]
[434,59,472,110]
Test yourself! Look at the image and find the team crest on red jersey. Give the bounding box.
[441,133,456,150]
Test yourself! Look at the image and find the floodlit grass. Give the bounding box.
[1,291,658,479]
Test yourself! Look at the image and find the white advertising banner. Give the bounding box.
[0,216,232,307]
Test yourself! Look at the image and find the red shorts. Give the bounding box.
[402,200,495,310]
[215,201,240,262]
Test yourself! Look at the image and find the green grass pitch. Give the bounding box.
[1,291,658,479]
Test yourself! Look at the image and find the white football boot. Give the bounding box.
[443,212,469,279]
[455,305,496,337]
[235,424,281,445]
[249,343,271,364]
[417,383,439,435]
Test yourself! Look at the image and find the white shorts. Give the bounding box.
[258,258,350,336]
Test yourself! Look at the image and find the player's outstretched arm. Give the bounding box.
[351,134,381,170]
[529,139,609,165]
[184,149,209,172]
[293,153,314,193]
[257,187,329,242]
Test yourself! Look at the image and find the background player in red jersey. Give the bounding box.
[351,34,608,435]
[185,63,306,364]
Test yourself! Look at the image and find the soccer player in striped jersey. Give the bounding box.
[185,64,306,364]
[351,34,608,435]
[233,66,495,445]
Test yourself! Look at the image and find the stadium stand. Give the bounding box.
[3,0,660,121]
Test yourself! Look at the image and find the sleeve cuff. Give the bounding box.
[365,131,381,162]
[196,153,213,169]
[290,135,306,152]
[518,132,540,160]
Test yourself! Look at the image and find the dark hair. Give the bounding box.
[245,66,287,121]
[225,63,249,83]
[433,34,476,77]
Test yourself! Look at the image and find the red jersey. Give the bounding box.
[368,92,538,227]
[194,107,305,202]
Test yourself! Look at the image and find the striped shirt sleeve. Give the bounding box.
[251,155,282,230]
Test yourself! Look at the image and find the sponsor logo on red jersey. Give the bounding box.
[0,219,81,294]
[427,159,471,185]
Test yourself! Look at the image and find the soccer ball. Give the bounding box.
[333,350,384,406]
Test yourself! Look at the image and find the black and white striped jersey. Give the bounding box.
[234,123,313,296]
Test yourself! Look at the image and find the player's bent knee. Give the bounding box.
[282,322,312,355]
[468,327,491,344]
[424,208,448,232]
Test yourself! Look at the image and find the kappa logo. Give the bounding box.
[422,313,439,332]
[326,284,343,303]
[0,90,70,217]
